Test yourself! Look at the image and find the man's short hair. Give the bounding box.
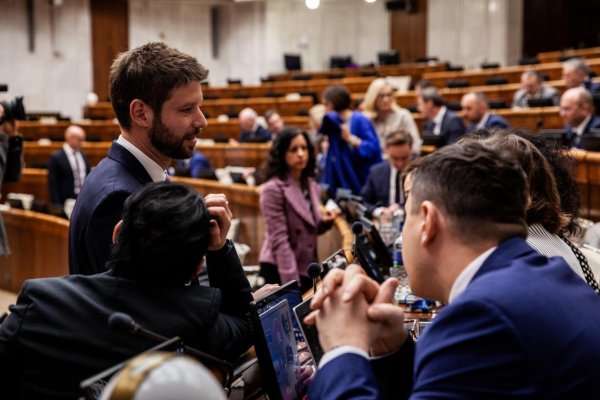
[408,142,528,243]
[385,130,413,148]
[264,109,280,121]
[420,87,444,107]
[106,182,211,286]
[110,42,208,130]
[563,58,590,75]
[572,86,594,108]
[521,69,542,82]
[322,85,352,112]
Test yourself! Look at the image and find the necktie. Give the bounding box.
[73,152,83,192]
[561,235,600,295]
[394,171,401,204]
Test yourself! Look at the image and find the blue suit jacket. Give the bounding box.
[565,115,600,148]
[68,142,153,275]
[47,148,91,207]
[309,237,600,399]
[466,114,510,134]
[424,110,466,145]
[239,125,272,143]
[361,162,403,216]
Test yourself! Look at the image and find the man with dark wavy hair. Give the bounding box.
[307,142,600,399]
[69,42,210,275]
[0,182,253,399]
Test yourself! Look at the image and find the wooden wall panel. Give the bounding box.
[91,0,128,101]
[390,0,428,63]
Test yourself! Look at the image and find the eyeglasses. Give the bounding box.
[377,92,395,99]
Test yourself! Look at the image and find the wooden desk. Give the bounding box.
[85,97,314,120]
[18,120,121,142]
[538,47,600,63]
[572,150,600,221]
[0,208,69,293]
[421,58,600,88]
[412,107,563,132]
[23,142,111,168]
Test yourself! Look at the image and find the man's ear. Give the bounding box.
[129,99,153,128]
[112,220,123,244]
[420,201,439,246]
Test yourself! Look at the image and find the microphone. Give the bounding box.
[351,221,363,235]
[307,262,322,295]
[108,312,234,389]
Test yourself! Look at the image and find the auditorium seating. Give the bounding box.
[421,58,600,89]
[537,47,600,63]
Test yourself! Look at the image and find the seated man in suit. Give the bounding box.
[417,87,465,145]
[512,69,559,108]
[562,58,600,93]
[306,142,600,399]
[560,86,600,148]
[264,109,285,139]
[0,182,253,399]
[461,92,510,133]
[238,108,271,143]
[69,42,209,275]
[361,130,412,218]
[47,125,90,209]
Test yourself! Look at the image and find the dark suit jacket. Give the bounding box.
[465,113,510,134]
[239,125,272,143]
[361,162,402,216]
[0,241,253,399]
[69,141,153,275]
[309,237,600,399]
[424,109,466,145]
[565,114,600,148]
[258,176,330,284]
[47,148,91,206]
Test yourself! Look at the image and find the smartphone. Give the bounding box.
[293,298,324,366]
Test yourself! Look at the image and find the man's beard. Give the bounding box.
[149,116,200,159]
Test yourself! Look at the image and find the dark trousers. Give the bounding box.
[259,262,314,294]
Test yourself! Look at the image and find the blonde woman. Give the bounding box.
[363,78,421,156]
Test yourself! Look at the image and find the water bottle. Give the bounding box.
[391,208,405,243]
[391,234,411,302]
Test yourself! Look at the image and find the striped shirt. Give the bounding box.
[527,223,584,280]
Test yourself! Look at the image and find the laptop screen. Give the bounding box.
[250,280,308,400]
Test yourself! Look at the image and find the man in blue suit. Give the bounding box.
[418,87,465,145]
[361,130,412,218]
[461,92,510,134]
[69,42,210,275]
[306,142,600,399]
[238,108,272,143]
[560,87,600,148]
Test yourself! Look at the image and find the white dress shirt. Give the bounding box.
[63,144,86,194]
[432,106,447,135]
[116,135,167,182]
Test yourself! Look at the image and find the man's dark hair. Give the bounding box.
[265,127,316,190]
[322,85,352,112]
[264,109,280,121]
[106,182,211,286]
[462,130,572,235]
[408,142,528,243]
[110,42,209,130]
[420,87,444,107]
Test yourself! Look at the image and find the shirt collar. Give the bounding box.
[448,246,497,303]
[432,106,447,126]
[116,135,167,182]
[63,143,77,155]
[476,112,491,129]
[575,114,592,136]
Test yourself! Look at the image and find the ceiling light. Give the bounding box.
[306,0,320,10]
[365,0,377,3]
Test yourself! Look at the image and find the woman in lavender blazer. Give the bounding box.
[259,128,338,293]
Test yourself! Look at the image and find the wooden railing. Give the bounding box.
[537,47,600,63]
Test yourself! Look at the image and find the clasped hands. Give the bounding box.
[304,264,409,357]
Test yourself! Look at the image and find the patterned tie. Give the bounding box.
[561,235,600,295]
[394,171,401,204]
[164,170,171,182]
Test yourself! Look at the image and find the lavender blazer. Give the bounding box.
[259,176,328,284]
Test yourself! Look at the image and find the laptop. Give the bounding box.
[249,280,310,400]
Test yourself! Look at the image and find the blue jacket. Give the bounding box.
[239,125,271,143]
[565,114,600,148]
[466,113,510,134]
[322,111,382,195]
[424,110,466,145]
[69,142,153,275]
[361,161,399,216]
[309,237,600,399]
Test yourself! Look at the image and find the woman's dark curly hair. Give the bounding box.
[265,127,316,190]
